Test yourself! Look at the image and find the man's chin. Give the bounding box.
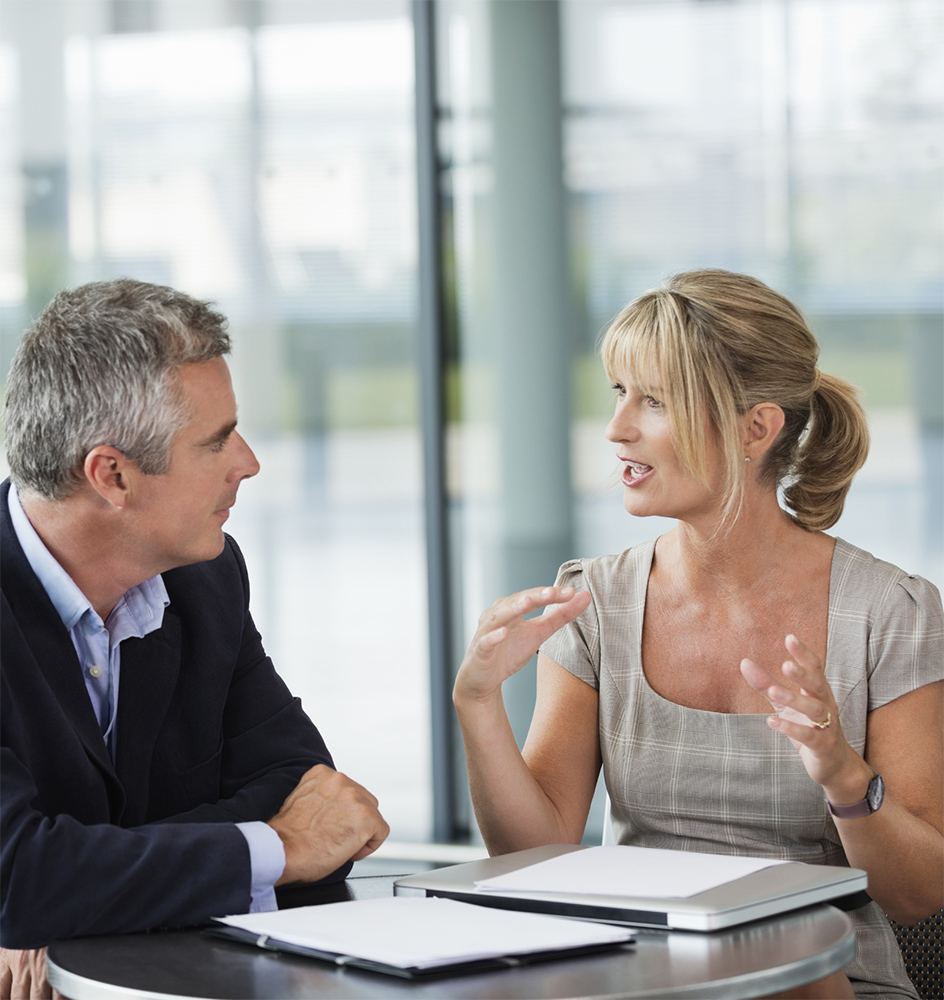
[171,531,227,570]
[207,530,228,560]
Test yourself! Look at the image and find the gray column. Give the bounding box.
[227,0,285,442]
[6,0,70,321]
[910,315,944,575]
[489,0,574,746]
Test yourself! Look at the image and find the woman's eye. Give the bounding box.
[644,395,663,408]
[610,382,626,398]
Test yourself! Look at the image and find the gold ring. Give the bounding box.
[813,712,832,730]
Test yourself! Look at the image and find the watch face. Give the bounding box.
[866,773,885,813]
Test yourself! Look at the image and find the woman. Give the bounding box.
[454,270,943,999]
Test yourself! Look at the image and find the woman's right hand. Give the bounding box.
[454,585,592,705]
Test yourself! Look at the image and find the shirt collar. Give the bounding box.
[8,482,169,634]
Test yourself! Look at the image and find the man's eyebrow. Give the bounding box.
[196,420,238,447]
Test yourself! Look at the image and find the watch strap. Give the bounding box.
[827,797,871,818]
[827,773,884,818]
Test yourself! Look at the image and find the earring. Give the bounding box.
[744,456,751,462]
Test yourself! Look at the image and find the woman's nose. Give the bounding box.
[606,407,638,444]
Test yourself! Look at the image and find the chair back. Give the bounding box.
[887,909,944,1000]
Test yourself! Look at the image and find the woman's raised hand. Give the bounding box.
[740,634,860,789]
[454,586,592,705]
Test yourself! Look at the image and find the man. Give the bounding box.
[0,280,388,988]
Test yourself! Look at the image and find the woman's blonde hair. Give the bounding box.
[601,269,869,531]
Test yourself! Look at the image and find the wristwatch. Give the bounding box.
[827,772,884,818]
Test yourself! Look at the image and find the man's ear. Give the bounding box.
[742,402,785,461]
[84,446,134,508]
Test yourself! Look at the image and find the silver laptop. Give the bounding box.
[394,844,868,931]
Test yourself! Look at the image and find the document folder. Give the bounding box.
[209,895,634,979]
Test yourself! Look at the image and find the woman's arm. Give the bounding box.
[742,638,943,925]
[828,679,943,925]
[453,586,601,855]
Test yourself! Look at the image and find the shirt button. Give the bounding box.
[88,665,103,678]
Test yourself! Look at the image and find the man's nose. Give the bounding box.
[233,433,261,480]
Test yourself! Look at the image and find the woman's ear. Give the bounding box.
[742,402,785,461]
[83,446,133,508]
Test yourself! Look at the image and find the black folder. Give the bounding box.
[207,923,633,980]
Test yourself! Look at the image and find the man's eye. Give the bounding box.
[210,439,228,453]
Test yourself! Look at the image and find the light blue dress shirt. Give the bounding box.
[8,484,284,912]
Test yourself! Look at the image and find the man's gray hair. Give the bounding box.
[4,278,231,500]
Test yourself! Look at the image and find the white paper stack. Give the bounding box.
[214,895,632,972]
[474,845,789,899]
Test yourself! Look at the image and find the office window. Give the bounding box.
[3,0,942,849]
[436,1,942,627]
[435,0,942,841]
[562,0,943,585]
[0,0,431,841]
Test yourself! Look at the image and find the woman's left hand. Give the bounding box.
[740,634,857,789]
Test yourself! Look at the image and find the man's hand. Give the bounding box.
[267,765,389,885]
[0,947,58,999]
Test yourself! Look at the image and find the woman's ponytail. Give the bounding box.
[783,372,870,531]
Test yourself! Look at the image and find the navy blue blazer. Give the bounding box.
[0,479,344,948]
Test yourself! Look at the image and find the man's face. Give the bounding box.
[128,356,259,570]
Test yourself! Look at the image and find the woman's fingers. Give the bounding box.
[457,586,590,703]
[741,634,835,730]
[479,586,582,631]
[739,657,774,694]
[541,588,592,630]
[470,624,508,661]
[743,635,853,789]
[474,587,589,657]
[782,634,830,697]
[777,634,835,727]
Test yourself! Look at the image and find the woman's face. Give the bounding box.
[605,369,725,525]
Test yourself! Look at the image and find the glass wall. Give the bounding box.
[2,0,942,847]
[436,0,943,840]
[562,0,943,584]
[0,0,432,842]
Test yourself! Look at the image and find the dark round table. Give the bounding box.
[48,874,856,1000]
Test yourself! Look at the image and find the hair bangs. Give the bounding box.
[601,295,666,395]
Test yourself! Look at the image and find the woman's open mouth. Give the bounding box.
[621,460,654,487]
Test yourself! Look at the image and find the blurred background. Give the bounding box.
[1,0,941,852]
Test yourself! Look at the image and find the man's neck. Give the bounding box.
[19,490,149,621]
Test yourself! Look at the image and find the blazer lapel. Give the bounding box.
[114,608,181,826]
[1,486,119,790]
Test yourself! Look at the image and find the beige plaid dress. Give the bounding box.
[541,536,943,999]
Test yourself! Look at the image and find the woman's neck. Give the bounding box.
[657,493,826,595]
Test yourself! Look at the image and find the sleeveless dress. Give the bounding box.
[541,536,943,999]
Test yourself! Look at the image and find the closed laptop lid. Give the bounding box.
[393,844,869,931]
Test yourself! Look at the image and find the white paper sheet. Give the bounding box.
[215,896,632,970]
[474,845,790,900]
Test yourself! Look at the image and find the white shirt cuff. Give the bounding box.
[236,821,286,913]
